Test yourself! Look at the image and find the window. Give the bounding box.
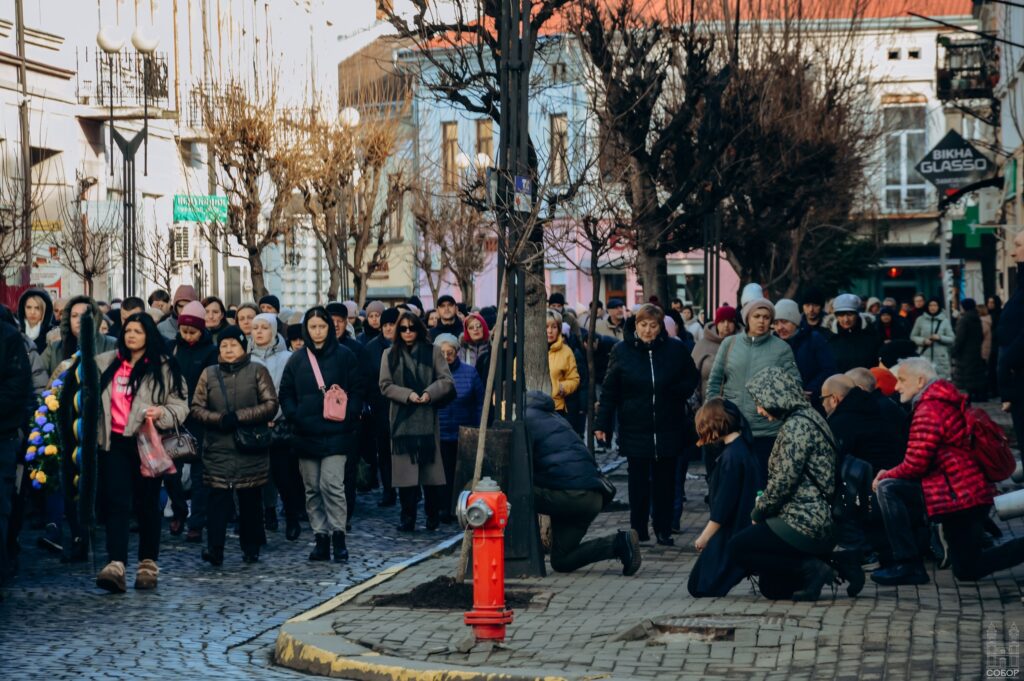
[883,106,928,212]
[908,48,921,59]
[550,62,568,83]
[475,119,493,166]
[442,122,459,192]
[172,224,191,261]
[549,114,568,185]
[888,48,901,60]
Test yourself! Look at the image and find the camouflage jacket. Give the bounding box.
[747,367,836,554]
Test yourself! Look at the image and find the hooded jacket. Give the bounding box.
[784,324,838,405]
[705,331,801,438]
[997,262,1024,402]
[747,367,836,554]
[40,295,118,377]
[173,330,219,401]
[0,314,32,438]
[547,334,580,412]
[190,355,279,489]
[17,288,55,354]
[879,379,993,517]
[826,387,906,473]
[278,326,364,457]
[525,391,604,491]
[828,315,881,373]
[596,327,699,459]
[951,308,987,394]
[157,285,198,340]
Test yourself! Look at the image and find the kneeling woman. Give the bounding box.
[727,367,837,601]
[95,312,189,593]
[190,326,279,565]
[688,398,764,597]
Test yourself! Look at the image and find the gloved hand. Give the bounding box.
[221,411,239,430]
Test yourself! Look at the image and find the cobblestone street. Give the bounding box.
[0,488,457,680]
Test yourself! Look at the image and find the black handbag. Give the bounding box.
[271,418,293,445]
[215,367,272,453]
[161,412,199,463]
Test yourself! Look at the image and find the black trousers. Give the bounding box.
[728,522,819,599]
[626,456,675,536]
[163,467,189,520]
[941,505,1024,581]
[269,443,304,521]
[440,440,459,517]
[207,486,264,554]
[399,485,445,525]
[101,434,163,564]
[534,487,616,573]
[373,408,394,496]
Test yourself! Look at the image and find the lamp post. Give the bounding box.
[338,107,360,300]
[97,26,158,297]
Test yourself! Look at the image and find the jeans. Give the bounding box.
[0,436,17,584]
[207,486,264,553]
[440,440,459,517]
[940,505,1024,581]
[187,460,208,531]
[728,522,819,599]
[534,487,615,573]
[100,434,163,564]
[269,444,304,521]
[299,455,347,535]
[626,456,675,537]
[875,478,929,563]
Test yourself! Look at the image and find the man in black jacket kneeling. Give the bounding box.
[525,390,641,575]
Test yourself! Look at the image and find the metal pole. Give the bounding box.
[15,0,32,282]
[938,211,951,318]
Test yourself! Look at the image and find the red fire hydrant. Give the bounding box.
[457,477,514,641]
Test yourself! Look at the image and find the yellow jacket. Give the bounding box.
[547,336,580,412]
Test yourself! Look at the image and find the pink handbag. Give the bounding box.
[307,349,348,422]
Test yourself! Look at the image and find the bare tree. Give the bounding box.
[410,184,448,305]
[137,226,177,294]
[201,81,301,299]
[0,142,48,282]
[45,172,121,296]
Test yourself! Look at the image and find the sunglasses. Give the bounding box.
[399,325,416,332]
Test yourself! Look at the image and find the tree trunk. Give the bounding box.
[585,246,600,454]
[457,275,475,309]
[637,247,669,308]
[523,239,550,394]
[248,247,269,300]
[353,272,368,309]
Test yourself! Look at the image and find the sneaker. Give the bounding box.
[930,525,951,569]
[615,530,642,576]
[96,561,126,593]
[134,559,159,590]
[870,561,930,586]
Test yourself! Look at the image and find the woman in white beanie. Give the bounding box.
[706,298,801,477]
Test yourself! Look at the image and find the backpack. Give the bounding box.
[962,405,1015,482]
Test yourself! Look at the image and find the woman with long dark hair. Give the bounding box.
[94,312,188,593]
[202,296,230,343]
[380,311,454,532]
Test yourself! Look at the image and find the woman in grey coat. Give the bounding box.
[380,311,454,532]
[910,298,955,380]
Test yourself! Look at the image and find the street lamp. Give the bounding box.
[456,151,471,172]
[339,106,360,128]
[96,27,123,176]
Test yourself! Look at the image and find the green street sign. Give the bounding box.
[174,195,228,223]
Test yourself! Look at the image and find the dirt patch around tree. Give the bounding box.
[369,576,536,610]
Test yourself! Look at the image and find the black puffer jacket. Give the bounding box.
[596,328,699,459]
[525,391,603,491]
[279,332,364,457]
[828,317,881,372]
[173,331,218,402]
[0,316,32,438]
[826,387,905,473]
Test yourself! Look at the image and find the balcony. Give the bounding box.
[76,48,170,117]
[936,34,999,102]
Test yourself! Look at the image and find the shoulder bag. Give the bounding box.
[307,349,348,422]
[215,367,272,453]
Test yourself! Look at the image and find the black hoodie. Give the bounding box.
[17,288,54,354]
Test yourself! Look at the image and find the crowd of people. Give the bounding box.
[0,228,1022,601]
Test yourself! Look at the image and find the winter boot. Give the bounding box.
[134,559,159,590]
[96,560,126,593]
[202,546,224,567]
[285,518,302,541]
[615,530,642,576]
[831,550,866,597]
[309,533,331,561]
[791,558,835,601]
[332,530,349,562]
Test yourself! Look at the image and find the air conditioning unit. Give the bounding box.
[172,224,191,261]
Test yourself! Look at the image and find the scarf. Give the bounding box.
[390,342,437,465]
[25,322,41,341]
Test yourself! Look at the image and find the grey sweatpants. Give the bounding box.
[299,455,347,534]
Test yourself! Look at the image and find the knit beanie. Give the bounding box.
[870,366,898,396]
[343,300,358,317]
[433,332,460,349]
[365,300,386,315]
[172,284,198,304]
[253,312,279,334]
[258,294,280,312]
[741,298,775,326]
[218,325,248,352]
[740,283,764,307]
[713,305,737,324]
[774,299,801,326]
[287,324,303,343]
[177,301,206,330]
[380,307,401,326]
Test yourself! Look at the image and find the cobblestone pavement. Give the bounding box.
[0,486,459,680]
